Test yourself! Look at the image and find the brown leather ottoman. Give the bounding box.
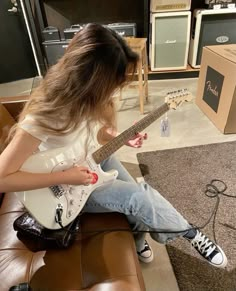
[0,193,145,291]
[0,101,145,291]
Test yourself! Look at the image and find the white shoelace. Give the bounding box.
[191,230,216,257]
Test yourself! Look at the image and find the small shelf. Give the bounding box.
[148,64,200,80]
[149,64,199,74]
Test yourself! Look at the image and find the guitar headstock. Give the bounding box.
[165,89,192,110]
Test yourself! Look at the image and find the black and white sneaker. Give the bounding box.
[137,240,154,263]
[189,229,227,268]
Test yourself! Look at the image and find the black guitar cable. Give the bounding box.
[200,179,236,243]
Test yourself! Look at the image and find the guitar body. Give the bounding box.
[16,143,118,229]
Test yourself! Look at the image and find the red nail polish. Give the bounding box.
[91,173,98,184]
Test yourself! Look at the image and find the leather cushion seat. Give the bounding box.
[0,194,145,291]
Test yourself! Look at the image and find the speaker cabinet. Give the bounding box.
[150,0,191,12]
[189,8,236,68]
[150,11,191,71]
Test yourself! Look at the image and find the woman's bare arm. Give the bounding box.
[0,129,92,192]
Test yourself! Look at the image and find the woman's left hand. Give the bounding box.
[125,132,148,148]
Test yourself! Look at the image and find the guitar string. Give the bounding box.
[23,92,194,242]
[94,91,190,163]
[93,103,169,163]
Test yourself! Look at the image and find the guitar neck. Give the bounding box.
[93,102,169,164]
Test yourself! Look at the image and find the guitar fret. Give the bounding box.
[93,103,169,164]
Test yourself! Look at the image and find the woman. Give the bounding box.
[0,23,227,268]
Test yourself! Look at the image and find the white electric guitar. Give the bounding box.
[16,89,192,229]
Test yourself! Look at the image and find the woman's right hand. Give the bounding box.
[62,166,93,186]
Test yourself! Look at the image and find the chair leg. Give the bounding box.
[138,58,144,114]
[143,45,149,101]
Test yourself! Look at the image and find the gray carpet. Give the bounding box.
[137,141,236,291]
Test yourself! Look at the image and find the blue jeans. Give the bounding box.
[83,155,191,250]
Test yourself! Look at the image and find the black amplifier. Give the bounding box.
[43,40,69,66]
[63,24,84,40]
[106,23,137,37]
[42,26,61,42]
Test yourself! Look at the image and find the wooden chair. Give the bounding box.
[120,37,149,114]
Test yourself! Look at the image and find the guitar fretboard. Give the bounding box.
[93,102,169,164]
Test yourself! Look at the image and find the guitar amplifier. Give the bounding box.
[188,8,236,68]
[42,26,61,42]
[63,24,84,40]
[150,11,191,71]
[150,0,191,12]
[106,23,137,37]
[43,40,69,66]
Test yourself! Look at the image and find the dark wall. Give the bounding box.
[43,0,149,37]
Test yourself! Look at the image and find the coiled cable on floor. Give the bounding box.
[197,179,236,243]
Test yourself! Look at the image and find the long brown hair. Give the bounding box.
[14,23,138,137]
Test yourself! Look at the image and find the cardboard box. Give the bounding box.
[196,44,236,133]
